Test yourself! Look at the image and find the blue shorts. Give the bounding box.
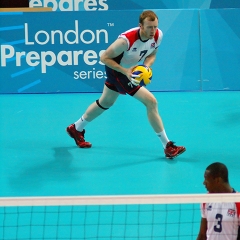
[105,66,140,96]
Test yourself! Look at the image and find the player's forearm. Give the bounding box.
[102,58,127,75]
[143,54,156,68]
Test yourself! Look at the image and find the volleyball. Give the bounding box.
[132,65,152,86]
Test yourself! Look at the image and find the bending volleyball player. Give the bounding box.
[66,10,186,159]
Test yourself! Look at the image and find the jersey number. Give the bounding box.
[138,50,148,62]
[214,213,223,233]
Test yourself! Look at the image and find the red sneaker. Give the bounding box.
[164,141,186,159]
[66,124,92,148]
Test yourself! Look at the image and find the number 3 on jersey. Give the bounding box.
[214,213,223,232]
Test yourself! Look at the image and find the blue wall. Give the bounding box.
[200,9,240,91]
[0,9,240,93]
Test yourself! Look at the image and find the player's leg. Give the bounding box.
[133,87,186,158]
[83,84,120,122]
[133,87,164,132]
[66,85,120,148]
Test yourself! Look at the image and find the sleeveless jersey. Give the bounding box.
[115,27,163,68]
[200,193,240,240]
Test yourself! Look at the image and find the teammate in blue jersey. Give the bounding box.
[66,10,186,159]
[196,162,240,240]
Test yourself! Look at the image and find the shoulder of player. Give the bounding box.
[157,28,163,36]
[235,202,240,217]
[110,38,128,53]
[154,28,163,42]
[232,189,240,216]
[118,27,139,50]
[119,27,139,38]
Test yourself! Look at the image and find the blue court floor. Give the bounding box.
[0,91,240,198]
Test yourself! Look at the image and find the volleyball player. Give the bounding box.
[66,10,186,159]
[196,162,240,240]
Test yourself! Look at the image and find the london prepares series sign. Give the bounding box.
[0,10,138,93]
[1,20,107,75]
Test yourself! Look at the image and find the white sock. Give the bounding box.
[74,116,89,132]
[156,130,169,148]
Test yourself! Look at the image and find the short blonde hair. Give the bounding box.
[139,10,158,25]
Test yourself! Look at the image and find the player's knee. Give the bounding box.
[96,99,109,110]
[152,97,158,106]
[146,96,158,109]
[146,97,158,110]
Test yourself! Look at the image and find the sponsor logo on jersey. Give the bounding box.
[227,209,235,217]
[132,48,137,52]
[151,43,155,48]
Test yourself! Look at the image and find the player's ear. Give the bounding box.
[215,176,222,184]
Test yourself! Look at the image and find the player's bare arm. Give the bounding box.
[196,218,207,240]
[100,38,132,78]
[143,49,158,68]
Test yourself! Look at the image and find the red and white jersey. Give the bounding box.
[115,27,163,68]
[201,201,240,240]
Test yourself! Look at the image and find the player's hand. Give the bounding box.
[130,74,140,86]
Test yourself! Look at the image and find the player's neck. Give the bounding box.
[139,30,149,41]
[218,184,233,193]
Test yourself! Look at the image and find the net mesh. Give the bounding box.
[0,194,239,240]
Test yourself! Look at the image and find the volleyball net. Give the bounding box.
[0,193,240,240]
